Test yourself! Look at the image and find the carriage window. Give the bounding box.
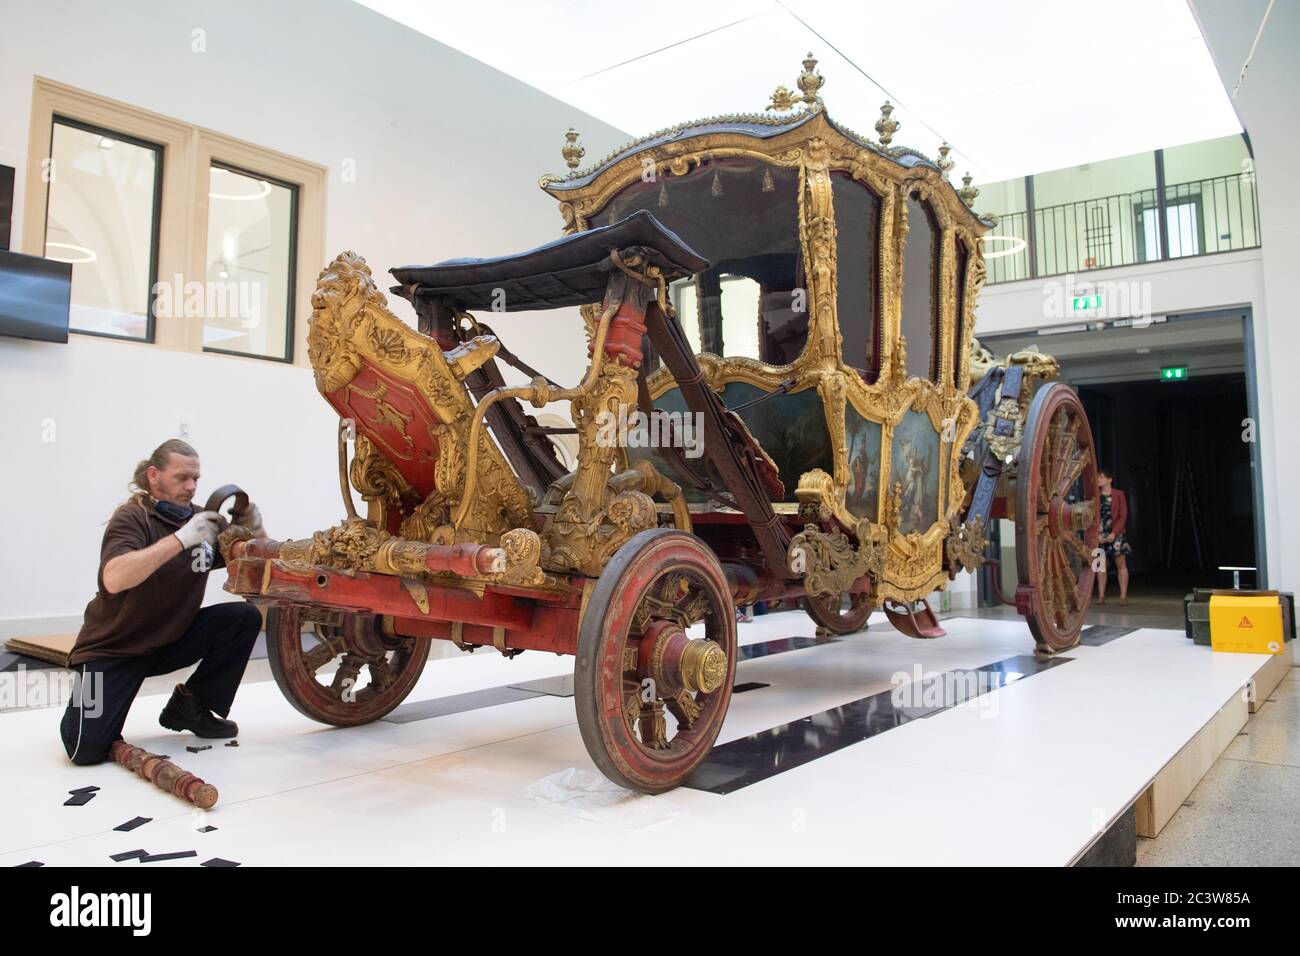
[953,237,969,386]
[596,159,805,364]
[831,173,880,379]
[899,194,938,381]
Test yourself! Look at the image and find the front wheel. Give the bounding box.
[574,529,736,794]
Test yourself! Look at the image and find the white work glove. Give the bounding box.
[233,502,263,533]
[175,511,221,549]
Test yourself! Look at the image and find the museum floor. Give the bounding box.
[2,610,1295,866]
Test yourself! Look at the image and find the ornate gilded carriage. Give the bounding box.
[220,56,1100,793]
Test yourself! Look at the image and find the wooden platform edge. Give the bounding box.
[1134,645,1291,839]
[1246,639,1295,713]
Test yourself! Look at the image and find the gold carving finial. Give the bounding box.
[797,53,824,106]
[768,52,824,111]
[562,128,585,170]
[958,172,979,207]
[937,143,954,179]
[767,84,797,111]
[875,101,899,146]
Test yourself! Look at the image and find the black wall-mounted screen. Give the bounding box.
[0,164,14,250]
[0,250,72,343]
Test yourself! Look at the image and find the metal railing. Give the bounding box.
[983,171,1260,283]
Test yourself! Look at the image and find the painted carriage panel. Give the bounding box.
[844,406,883,520]
[889,409,940,534]
[323,361,441,499]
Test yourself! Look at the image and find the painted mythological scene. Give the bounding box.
[844,407,882,519]
[889,409,940,534]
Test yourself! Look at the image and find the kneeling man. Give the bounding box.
[61,439,266,765]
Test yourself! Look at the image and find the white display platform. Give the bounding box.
[0,613,1276,866]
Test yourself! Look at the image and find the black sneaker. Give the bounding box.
[159,683,238,739]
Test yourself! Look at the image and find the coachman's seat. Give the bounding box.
[390,210,709,312]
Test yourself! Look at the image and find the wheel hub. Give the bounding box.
[642,619,728,695]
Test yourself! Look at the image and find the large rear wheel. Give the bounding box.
[1014,384,1100,652]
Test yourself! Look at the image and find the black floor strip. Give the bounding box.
[386,633,838,723]
[383,686,543,723]
[1079,625,1139,646]
[509,674,575,698]
[732,682,770,694]
[684,654,1073,795]
[737,634,837,660]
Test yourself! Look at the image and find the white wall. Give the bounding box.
[1190,0,1300,593]
[0,0,630,634]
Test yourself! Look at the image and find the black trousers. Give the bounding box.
[60,602,261,765]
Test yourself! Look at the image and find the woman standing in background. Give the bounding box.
[1096,469,1131,606]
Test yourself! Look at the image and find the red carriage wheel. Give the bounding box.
[803,591,873,635]
[266,605,430,726]
[1014,383,1100,652]
[574,528,737,794]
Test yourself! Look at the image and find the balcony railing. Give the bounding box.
[983,171,1260,284]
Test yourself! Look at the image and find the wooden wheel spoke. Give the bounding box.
[1061,530,1092,564]
[301,642,337,674]
[1053,541,1079,613]
[665,690,702,732]
[367,656,397,694]
[329,654,365,698]
[636,701,670,750]
[1058,446,1091,496]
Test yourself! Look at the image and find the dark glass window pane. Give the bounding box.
[830,172,879,377]
[596,159,805,363]
[954,238,969,387]
[899,194,937,381]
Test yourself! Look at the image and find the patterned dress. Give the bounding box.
[1099,493,1132,562]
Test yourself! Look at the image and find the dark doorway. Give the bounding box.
[1079,373,1256,595]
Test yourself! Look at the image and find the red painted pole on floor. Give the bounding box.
[109,740,219,809]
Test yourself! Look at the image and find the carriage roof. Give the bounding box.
[539,58,995,233]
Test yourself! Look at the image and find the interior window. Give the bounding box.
[899,193,938,381]
[45,118,161,341]
[830,173,880,379]
[597,159,805,364]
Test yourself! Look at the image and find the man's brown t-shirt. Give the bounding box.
[69,496,229,665]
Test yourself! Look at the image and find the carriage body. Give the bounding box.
[541,102,989,621]
[220,58,1100,792]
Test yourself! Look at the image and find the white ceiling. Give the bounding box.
[355,0,1242,187]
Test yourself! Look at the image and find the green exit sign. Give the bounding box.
[1072,294,1103,312]
[1161,366,1189,382]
